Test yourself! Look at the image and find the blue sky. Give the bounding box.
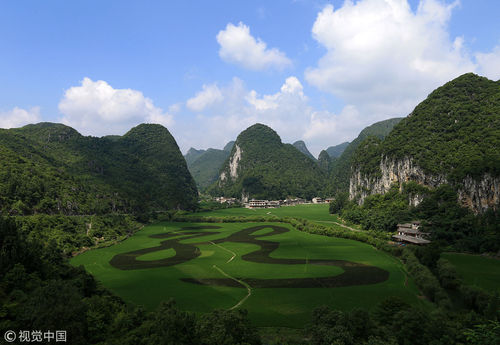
[1,0,499,156]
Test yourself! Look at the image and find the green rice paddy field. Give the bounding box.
[71,216,426,327]
[442,253,500,293]
[196,203,339,223]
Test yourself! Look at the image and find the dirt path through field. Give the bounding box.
[210,241,237,263]
[212,264,252,310]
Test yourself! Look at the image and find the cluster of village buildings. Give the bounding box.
[214,196,333,208]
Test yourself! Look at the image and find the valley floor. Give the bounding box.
[71,217,426,327]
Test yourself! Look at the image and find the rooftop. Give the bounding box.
[398,228,429,235]
[393,234,431,244]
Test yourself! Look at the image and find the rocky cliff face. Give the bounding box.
[349,156,499,213]
[458,174,500,212]
[219,144,242,183]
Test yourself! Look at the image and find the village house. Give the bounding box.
[312,197,323,204]
[393,221,431,245]
[282,198,306,206]
[215,197,238,204]
[293,198,306,205]
[246,199,281,208]
[267,200,280,208]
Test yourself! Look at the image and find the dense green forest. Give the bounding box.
[186,142,234,190]
[0,122,198,253]
[0,122,198,216]
[318,150,334,172]
[354,73,500,181]
[210,124,326,200]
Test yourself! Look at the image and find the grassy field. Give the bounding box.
[195,203,342,223]
[442,252,500,293]
[71,220,425,327]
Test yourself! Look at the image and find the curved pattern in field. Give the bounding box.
[109,226,222,270]
[110,224,389,288]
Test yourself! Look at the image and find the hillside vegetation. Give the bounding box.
[210,124,326,200]
[184,147,206,165]
[335,74,500,253]
[0,123,198,216]
[186,142,234,190]
[354,73,500,181]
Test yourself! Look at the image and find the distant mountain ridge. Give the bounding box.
[223,141,235,152]
[185,147,206,165]
[185,141,235,190]
[326,142,349,158]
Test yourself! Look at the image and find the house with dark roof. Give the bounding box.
[392,221,431,245]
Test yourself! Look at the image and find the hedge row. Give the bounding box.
[401,249,451,308]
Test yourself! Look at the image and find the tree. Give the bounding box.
[464,321,500,345]
[20,280,88,345]
[436,258,460,289]
[329,192,349,214]
[197,309,261,345]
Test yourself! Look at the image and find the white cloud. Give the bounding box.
[246,77,305,111]
[303,105,364,145]
[217,22,292,71]
[186,84,224,112]
[58,77,173,136]
[168,103,182,114]
[175,76,367,157]
[476,45,500,81]
[0,106,41,129]
[305,0,475,120]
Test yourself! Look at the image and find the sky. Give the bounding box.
[1,0,499,156]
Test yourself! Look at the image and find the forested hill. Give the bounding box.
[292,140,316,160]
[356,73,500,179]
[350,73,500,212]
[0,122,198,216]
[326,117,403,194]
[185,147,206,165]
[210,123,326,200]
[325,142,349,158]
[186,142,234,191]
